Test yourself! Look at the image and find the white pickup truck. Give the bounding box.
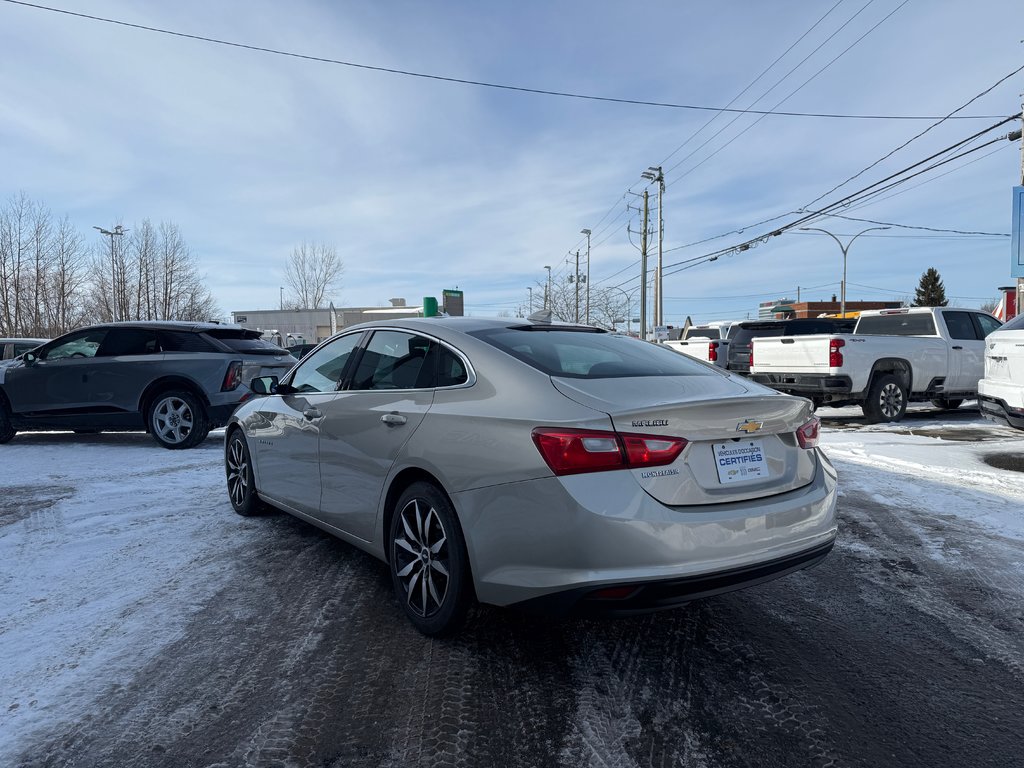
[749,307,1003,422]
[663,323,731,367]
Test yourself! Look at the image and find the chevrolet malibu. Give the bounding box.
[225,316,838,635]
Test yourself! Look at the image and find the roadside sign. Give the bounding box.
[654,325,670,341]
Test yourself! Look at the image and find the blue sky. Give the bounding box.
[1,0,1021,323]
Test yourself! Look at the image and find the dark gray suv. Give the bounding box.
[0,321,295,449]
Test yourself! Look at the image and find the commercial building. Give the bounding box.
[758,297,902,319]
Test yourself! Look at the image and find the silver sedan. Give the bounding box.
[224,316,838,635]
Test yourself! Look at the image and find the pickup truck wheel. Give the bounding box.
[864,374,907,423]
[930,398,963,410]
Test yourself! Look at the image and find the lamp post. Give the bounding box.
[527,286,533,314]
[580,228,591,324]
[799,226,890,318]
[93,225,128,321]
[543,265,552,309]
[279,286,284,310]
[608,286,639,335]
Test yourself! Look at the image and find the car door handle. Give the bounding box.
[951,345,963,350]
[381,413,407,426]
[303,408,322,420]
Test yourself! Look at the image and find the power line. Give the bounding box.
[813,212,1009,237]
[0,0,1009,121]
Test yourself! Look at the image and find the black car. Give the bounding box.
[0,321,295,449]
[726,318,856,375]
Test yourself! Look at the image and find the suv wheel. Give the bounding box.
[0,399,15,444]
[149,390,209,449]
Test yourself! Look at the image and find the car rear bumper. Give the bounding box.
[978,395,1024,430]
[750,373,853,396]
[454,453,838,609]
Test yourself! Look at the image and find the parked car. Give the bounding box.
[978,311,1024,429]
[225,316,838,635]
[750,307,1002,422]
[725,318,856,376]
[0,321,295,448]
[0,337,48,361]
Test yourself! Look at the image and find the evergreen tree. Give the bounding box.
[913,267,948,307]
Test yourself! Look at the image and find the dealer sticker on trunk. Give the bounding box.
[713,439,768,483]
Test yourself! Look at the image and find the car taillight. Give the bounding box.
[796,416,820,449]
[532,428,687,476]
[708,341,718,362]
[222,361,243,391]
[749,345,754,369]
[828,338,845,368]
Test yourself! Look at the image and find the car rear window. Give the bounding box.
[730,324,785,345]
[203,328,287,355]
[158,331,218,353]
[998,313,1023,331]
[470,327,711,378]
[855,313,936,336]
[682,328,720,340]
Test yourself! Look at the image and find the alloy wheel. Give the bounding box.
[226,437,249,508]
[153,396,194,444]
[393,498,450,618]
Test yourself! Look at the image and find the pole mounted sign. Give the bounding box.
[1012,186,1024,278]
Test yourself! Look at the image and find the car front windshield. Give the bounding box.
[470,327,712,378]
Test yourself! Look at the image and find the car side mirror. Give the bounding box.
[23,352,38,367]
[250,376,279,395]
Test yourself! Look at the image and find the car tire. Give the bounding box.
[930,398,963,410]
[863,374,907,423]
[0,400,15,444]
[149,390,209,450]
[225,430,263,516]
[388,481,472,636]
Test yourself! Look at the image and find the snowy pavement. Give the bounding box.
[1,410,1022,767]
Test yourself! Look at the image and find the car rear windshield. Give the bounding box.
[998,313,1024,331]
[683,328,720,340]
[469,327,711,378]
[855,313,936,336]
[729,324,785,344]
[203,328,287,355]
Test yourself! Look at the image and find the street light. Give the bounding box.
[543,265,552,309]
[799,226,890,318]
[580,228,591,324]
[608,286,639,336]
[527,286,533,313]
[93,225,128,321]
[279,286,284,310]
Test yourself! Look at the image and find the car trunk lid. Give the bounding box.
[551,375,819,505]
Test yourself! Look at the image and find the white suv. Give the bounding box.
[978,312,1024,429]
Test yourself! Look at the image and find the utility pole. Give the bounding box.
[640,190,649,340]
[1018,100,1023,317]
[574,250,581,323]
[527,286,533,314]
[641,166,664,328]
[581,228,592,324]
[93,224,127,321]
[280,286,284,310]
[544,265,552,309]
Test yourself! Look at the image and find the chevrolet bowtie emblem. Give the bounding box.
[736,419,763,433]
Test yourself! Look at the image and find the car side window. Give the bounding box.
[290,333,363,393]
[973,313,1002,339]
[436,345,469,387]
[96,328,160,356]
[41,329,109,360]
[942,311,978,341]
[350,331,434,391]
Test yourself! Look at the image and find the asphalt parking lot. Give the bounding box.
[1,408,1022,768]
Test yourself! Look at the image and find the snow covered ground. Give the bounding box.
[0,411,1022,763]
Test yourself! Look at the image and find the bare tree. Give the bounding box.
[284,241,343,309]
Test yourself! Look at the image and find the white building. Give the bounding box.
[231,299,422,346]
